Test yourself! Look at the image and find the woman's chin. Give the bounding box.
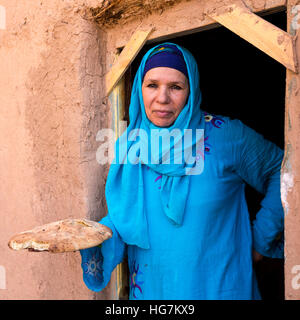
[151,118,175,128]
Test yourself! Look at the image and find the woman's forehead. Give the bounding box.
[143,67,188,83]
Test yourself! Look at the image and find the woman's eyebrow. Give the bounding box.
[169,81,186,85]
[144,79,186,85]
[144,78,158,83]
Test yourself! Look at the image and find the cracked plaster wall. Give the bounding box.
[284,0,300,300]
[0,0,114,299]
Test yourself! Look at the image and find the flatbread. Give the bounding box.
[8,218,112,253]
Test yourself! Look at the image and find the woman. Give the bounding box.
[80,43,284,300]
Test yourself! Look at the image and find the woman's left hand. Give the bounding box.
[252,250,264,264]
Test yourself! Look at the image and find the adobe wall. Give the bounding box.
[283,0,300,300]
[0,0,116,299]
[0,0,299,300]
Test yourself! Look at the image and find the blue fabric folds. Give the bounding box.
[105,43,206,249]
[80,113,284,298]
[80,42,284,299]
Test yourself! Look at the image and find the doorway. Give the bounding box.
[124,9,286,300]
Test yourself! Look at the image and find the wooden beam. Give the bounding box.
[114,0,286,49]
[105,27,154,96]
[207,1,297,72]
[109,77,129,300]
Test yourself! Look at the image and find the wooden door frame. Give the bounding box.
[105,0,300,300]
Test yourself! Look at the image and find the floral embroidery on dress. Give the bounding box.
[203,111,225,155]
[204,138,212,155]
[155,174,162,189]
[82,249,104,283]
[204,113,225,128]
[129,259,144,299]
[146,166,162,190]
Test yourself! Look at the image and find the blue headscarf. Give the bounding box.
[105,43,205,249]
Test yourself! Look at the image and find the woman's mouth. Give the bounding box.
[154,110,172,118]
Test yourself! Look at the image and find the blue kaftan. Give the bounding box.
[80,112,284,300]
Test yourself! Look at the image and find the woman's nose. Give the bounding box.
[156,87,170,104]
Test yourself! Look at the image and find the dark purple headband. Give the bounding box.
[142,44,189,80]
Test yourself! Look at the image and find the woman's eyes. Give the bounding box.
[170,85,182,90]
[146,84,182,90]
[147,83,158,88]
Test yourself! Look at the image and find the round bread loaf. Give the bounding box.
[8,218,112,253]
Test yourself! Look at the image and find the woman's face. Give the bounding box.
[142,67,189,127]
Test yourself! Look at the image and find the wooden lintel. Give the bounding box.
[114,0,286,49]
[207,2,298,73]
[105,27,154,96]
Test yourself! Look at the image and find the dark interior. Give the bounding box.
[126,9,286,300]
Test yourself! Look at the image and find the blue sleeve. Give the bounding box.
[80,215,126,292]
[229,119,284,258]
